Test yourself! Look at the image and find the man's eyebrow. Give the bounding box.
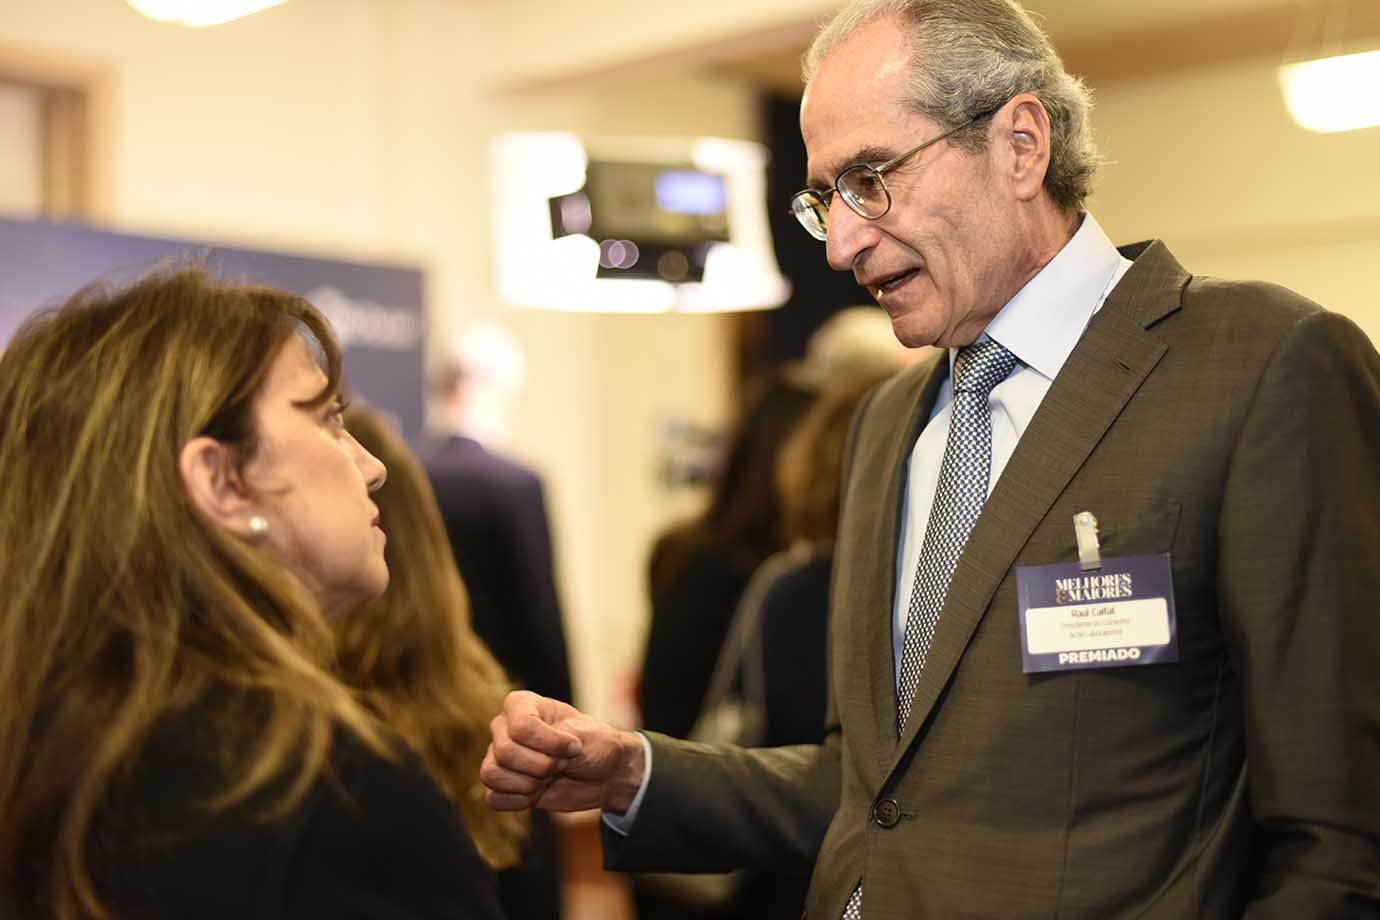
[805,145,902,189]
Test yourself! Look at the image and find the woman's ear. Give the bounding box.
[179,436,258,536]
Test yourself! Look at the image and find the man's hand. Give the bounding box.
[482,690,647,814]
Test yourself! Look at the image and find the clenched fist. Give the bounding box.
[481,690,647,814]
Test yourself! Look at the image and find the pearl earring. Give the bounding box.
[248,515,270,535]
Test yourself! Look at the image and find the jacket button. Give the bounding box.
[871,798,901,829]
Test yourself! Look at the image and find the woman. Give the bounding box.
[0,267,504,919]
[337,408,556,920]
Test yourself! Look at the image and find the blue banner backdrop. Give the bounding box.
[0,216,426,436]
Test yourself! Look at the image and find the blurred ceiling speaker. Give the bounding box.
[491,132,790,314]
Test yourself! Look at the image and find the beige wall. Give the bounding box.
[0,82,43,215]
[1089,55,1380,343]
[2,0,1377,725]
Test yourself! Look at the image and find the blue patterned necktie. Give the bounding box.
[842,339,1018,920]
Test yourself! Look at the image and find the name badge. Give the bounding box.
[1016,518,1179,673]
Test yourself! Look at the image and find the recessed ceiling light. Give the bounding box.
[1278,49,1380,133]
[126,0,287,28]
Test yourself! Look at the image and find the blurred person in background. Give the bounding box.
[414,323,567,920]
[416,323,572,705]
[339,406,546,915]
[638,370,815,744]
[760,322,929,754]
[0,267,504,920]
[635,366,814,920]
[640,306,906,748]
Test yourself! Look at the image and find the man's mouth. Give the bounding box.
[873,268,920,295]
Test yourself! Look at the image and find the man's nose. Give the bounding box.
[824,198,878,273]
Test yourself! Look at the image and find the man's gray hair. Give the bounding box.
[803,0,1098,212]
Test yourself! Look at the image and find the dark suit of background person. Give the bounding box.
[418,433,572,705]
[420,324,570,920]
[414,437,568,920]
[604,240,1380,918]
[758,556,833,750]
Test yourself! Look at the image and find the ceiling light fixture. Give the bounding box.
[1277,0,1380,133]
[125,0,287,28]
[1278,49,1380,133]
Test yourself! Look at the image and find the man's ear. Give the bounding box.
[1003,94,1052,203]
[179,435,256,535]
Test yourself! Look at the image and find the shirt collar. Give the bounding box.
[965,212,1126,381]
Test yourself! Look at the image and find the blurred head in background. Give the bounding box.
[780,319,932,553]
[428,321,528,448]
[656,305,917,586]
[651,368,816,588]
[336,405,527,869]
[790,304,919,390]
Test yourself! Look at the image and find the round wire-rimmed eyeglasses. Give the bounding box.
[788,104,1003,242]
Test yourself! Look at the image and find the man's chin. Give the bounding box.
[888,313,943,350]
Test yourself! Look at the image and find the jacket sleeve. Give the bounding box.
[601,730,842,877]
[1217,311,1380,915]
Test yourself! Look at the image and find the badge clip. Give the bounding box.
[1073,511,1101,571]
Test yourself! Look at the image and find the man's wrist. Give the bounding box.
[605,729,648,814]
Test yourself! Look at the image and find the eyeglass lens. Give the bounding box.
[790,193,829,241]
[838,166,889,219]
[790,162,892,242]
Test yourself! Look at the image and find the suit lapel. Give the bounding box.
[885,240,1187,775]
[863,359,950,758]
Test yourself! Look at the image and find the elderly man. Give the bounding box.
[482,1,1380,917]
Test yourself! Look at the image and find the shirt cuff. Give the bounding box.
[600,732,653,836]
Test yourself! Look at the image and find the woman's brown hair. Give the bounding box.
[336,406,527,869]
[650,371,816,589]
[777,367,901,550]
[0,266,386,919]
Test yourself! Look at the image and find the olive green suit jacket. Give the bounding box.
[606,241,1380,918]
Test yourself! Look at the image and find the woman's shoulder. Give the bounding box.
[287,730,506,919]
[94,708,504,920]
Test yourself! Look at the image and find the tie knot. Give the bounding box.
[953,340,1018,395]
